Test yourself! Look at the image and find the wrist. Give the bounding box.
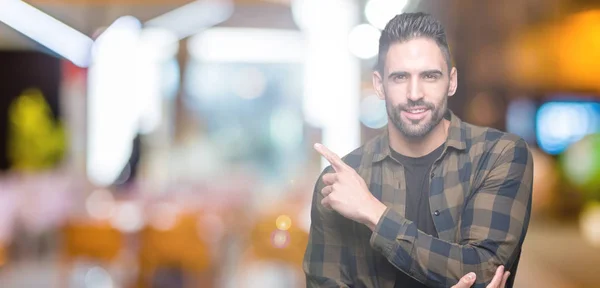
[363,199,387,231]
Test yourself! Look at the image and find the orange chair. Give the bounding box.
[235,211,309,287]
[60,220,125,287]
[248,213,308,267]
[62,221,123,262]
[136,212,214,288]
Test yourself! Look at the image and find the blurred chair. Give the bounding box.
[61,220,123,261]
[136,212,213,288]
[249,214,308,266]
[236,211,309,287]
[60,220,124,287]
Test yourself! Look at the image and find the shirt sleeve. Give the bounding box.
[369,138,533,288]
[303,167,354,288]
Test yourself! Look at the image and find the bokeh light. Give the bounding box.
[360,94,388,129]
[84,266,114,288]
[555,10,600,91]
[365,0,410,30]
[348,24,381,59]
[580,202,600,248]
[110,202,144,233]
[271,230,290,249]
[86,189,116,220]
[536,101,600,155]
[149,202,179,231]
[275,215,292,231]
[561,133,600,197]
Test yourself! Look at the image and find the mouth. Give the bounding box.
[401,107,430,120]
[406,108,427,114]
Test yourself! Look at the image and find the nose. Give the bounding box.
[407,77,424,101]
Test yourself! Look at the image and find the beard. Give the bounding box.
[385,93,447,139]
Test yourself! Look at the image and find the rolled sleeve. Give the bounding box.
[369,207,414,267]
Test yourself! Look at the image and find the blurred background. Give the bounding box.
[0,0,600,287]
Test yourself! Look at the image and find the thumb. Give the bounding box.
[453,272,476,288]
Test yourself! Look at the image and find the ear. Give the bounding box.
[373,70,385,100]
[448,67,458,97]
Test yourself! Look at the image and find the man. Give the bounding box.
[303,12,533,288]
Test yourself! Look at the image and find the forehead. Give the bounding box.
[384,37,447,75]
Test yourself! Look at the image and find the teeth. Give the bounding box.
[408,109,426,113]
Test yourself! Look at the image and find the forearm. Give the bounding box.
[367,139,532,287]
[370,208,518,288]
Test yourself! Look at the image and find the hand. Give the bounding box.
[452,266,510,288]
[314,143,387,229]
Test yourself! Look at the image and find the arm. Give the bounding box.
[303,167,353,287]
[369,139,533,288]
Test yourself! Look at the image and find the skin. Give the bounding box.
[374,37,457,158]
[314,37,509,287]
[451,266,511,288]
[317,36,458,239]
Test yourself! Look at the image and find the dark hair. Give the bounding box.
[377,12,452,73]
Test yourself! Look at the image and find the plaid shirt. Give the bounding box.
[303,111,533,288]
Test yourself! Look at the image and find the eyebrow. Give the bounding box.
[388,69,444,79]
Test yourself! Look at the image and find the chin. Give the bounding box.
[404,130,432,139]
[398,122,436,138]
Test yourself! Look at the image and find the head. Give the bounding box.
[373,12,458,139]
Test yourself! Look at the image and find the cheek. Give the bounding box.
[383,89,404,107]
[385,82,407,99]
[423,83,448,101]
[423,82,447,93]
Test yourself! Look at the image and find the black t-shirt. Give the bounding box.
[391,144,444,287]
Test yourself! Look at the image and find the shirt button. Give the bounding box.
[434,210,440,216]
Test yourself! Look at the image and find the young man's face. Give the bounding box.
[373,37,458,138]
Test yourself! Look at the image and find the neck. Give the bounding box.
[388,119,449,157]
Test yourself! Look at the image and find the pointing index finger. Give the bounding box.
[314,143,346,172]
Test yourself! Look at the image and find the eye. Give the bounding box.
[393,74,407,81]
[423,73,439,80]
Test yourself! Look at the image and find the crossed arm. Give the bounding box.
[304,139,533,288]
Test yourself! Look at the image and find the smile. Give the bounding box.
[406,108,427,114]
[401,108,430,121]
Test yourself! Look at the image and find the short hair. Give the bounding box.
[377,12,452,73]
